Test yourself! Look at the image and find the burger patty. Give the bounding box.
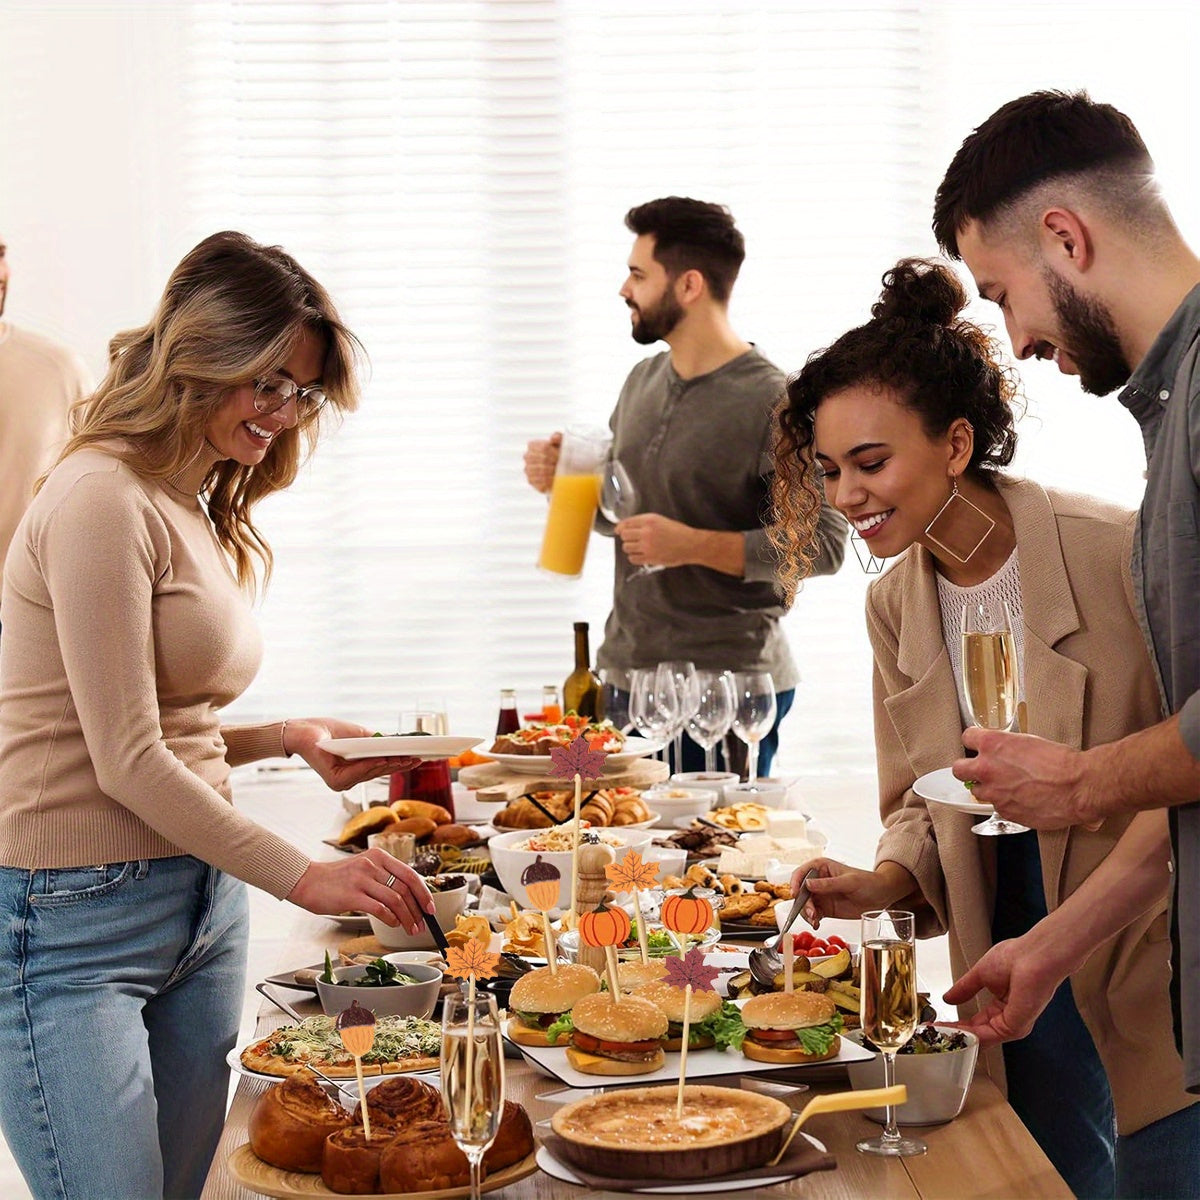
[516,1011,563,1029]
[571,1031,662,1062]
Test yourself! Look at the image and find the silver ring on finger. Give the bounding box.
[384,872,397,889]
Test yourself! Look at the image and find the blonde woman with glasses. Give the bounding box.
[0,232,432,1200]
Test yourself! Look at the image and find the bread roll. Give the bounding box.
[248,1071,353,1174]
[379,1120,472,1193]
[321,1126,393,1195]
[390,816,438,840]
[353,1075,444,1130]
[390,799,454,825]
[337,806,399,847]
[430,823,477,847]
[482,1100,535,1172]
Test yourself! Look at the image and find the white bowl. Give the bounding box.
[649,844,688,881]
[723,781,787,808]
[641,787,719,829]
[845,1027,979,1125]
[670,771,739,792]
[487,827,654,913]
[368,882,469,950]
[315,960,443,1019]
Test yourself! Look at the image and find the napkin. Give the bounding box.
[541,1134,837,1191]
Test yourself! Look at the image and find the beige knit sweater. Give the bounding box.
[0,443,310,898]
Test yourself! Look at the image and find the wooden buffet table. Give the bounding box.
[202,770,1070,1200]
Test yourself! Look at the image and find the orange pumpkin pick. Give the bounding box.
[579,901,633,999]
[661,888,714,948]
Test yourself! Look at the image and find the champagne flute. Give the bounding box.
[960,600,1028,836]
[688,669,735,774]
[441,991,505,1200]
[730,671,776,783]
[599,457,663,582]
[857,910,926,1158]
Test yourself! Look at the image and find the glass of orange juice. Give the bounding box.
[537,426,609,578]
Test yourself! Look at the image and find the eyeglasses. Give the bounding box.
[252,375,328,418]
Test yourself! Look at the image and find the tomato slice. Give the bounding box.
[572,1031,662,1055]
[748,1028,799,1044]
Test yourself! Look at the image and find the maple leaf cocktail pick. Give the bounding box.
[661,948,722,1118]
[336,1000,378,1139]
[548,733,610,921]
[605,849,661,966]
[443,940,503,1141]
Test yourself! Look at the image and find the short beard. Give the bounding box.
[629,289,684,345]
[1045,271,1131,396]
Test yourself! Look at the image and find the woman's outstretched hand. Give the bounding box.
[283,717,419,791]
[287,849,434,934]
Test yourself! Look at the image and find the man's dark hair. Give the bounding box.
[625,196,745,303]
[933,90,1153,258]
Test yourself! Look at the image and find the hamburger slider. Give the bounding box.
[565,992,668,1076]
[614,959,669,993]
[633,980,725,1051]
[507,963,600,1047]
[739,990,843,1065]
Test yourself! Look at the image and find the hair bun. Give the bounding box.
[871,257,967,328]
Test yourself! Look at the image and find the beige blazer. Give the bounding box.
[868,476,1194,1134]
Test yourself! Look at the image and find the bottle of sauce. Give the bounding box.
[496,688,521,735]
[542,685,564,724]
[563,621,603,720]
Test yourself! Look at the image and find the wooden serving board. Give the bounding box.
[458,756,668,802]
[226,1144,538,1199]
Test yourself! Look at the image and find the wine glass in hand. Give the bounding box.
[599,458,662,581]
[730,671,777,783]
[857,909,926,1158]
[960,601,1027,836]
[441,992,504,1200]
[687,669,735,774]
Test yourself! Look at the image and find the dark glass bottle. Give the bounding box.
[495,688,521,735]
[563,622,603,720]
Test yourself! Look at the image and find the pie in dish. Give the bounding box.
[550,1084,791,1180]
[240,1014,440,1077]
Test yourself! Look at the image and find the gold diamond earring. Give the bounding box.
[923,475,995,564]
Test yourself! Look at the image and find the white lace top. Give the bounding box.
[935,546,1025,729]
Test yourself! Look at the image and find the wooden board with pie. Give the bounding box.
[459,756,667,801]
[238,1014,441,1079]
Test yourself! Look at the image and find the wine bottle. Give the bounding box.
[562,621,603,720]
[495,688,520,735]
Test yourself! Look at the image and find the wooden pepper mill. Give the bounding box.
[574,833,615,977]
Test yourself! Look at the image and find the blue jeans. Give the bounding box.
[0,855,249,1200]
[608,687,795,778]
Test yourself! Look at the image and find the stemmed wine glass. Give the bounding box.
[857,910,926,1158]
[442,991,505,1200]
[599,458,663,581]
[687,669,736,774]
[656,660,698,773]
[629,668,675,756]
[960,600,1027,836]
[730,671,776,783]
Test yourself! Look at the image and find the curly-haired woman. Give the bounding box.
[772,258,1200,1198]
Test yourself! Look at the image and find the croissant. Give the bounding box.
[247,1070,353,1174]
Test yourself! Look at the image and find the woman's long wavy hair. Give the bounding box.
[54,231,362,591]
[770,258,1020,600]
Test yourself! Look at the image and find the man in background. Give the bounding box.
[930,91,1200,1146]
[0,234,91,630]
[525,197,846,775]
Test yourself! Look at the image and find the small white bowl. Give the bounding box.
[723,781,787,808]
[845,1027,979,1125]
[315,960,443,1019]
[641,787,719,829]
[487,827,654,913]
[368,882,469,950]
[670,771,739,792]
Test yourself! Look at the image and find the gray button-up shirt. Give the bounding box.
[1119,281,1200,1092]
[596,347,847,689]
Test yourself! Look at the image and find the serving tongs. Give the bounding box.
[749,867,817,988]
[420,907,530,978]
[767,1085,907,1165]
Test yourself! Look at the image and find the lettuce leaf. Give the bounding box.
[545,1011,574,1044]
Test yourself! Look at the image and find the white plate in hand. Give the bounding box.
[912,767,993,815]
[317,735,484,760]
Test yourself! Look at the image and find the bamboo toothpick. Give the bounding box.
[675,983,693,1119]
